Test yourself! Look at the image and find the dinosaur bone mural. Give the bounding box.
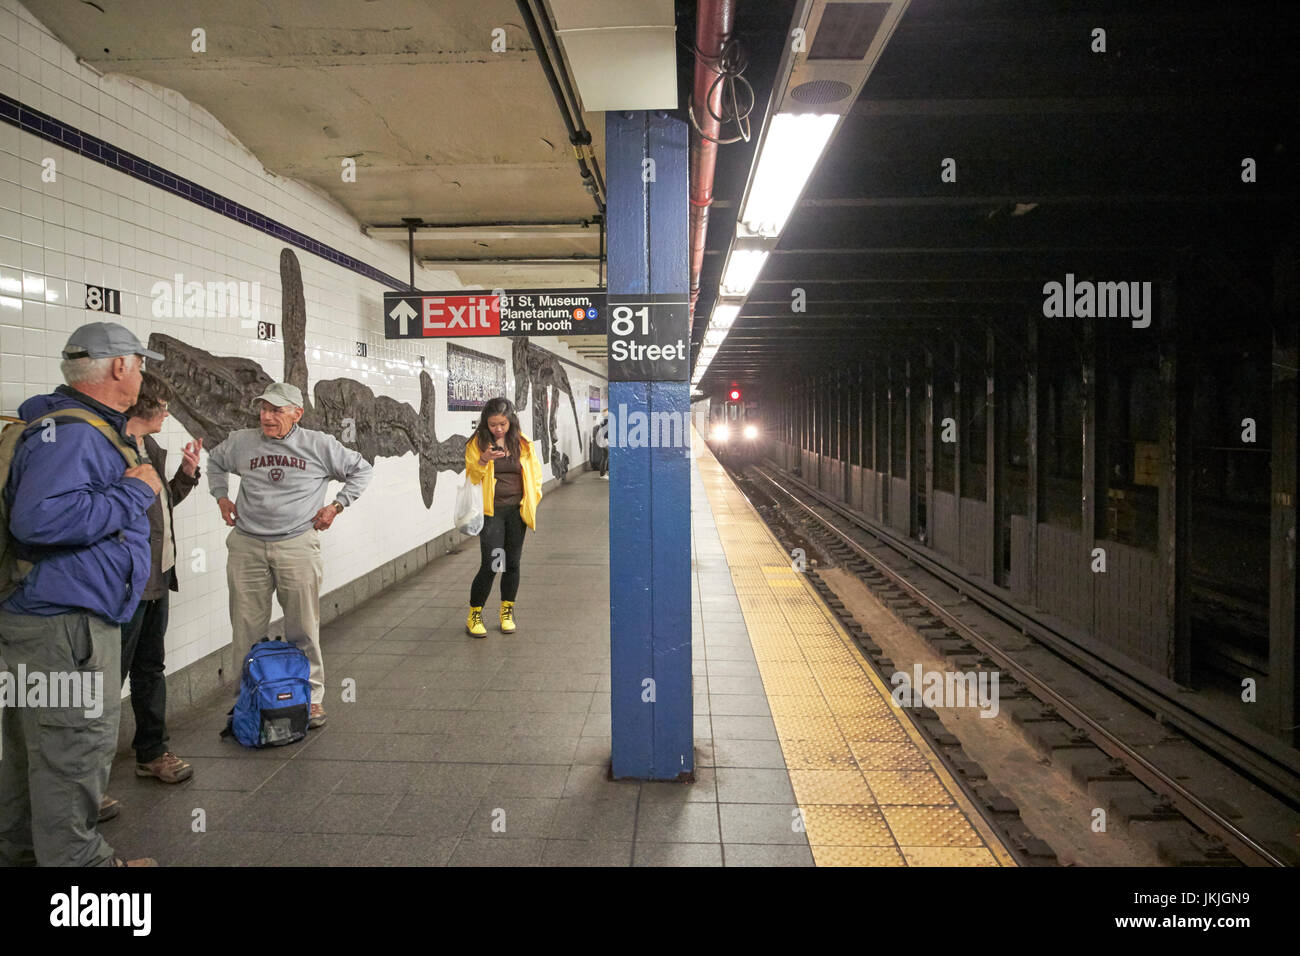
[147,248,588,506]
[513,336,583,482]
[149,248,463,508]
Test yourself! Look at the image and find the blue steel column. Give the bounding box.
[607,111,693,779]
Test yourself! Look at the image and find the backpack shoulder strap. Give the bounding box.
[25,408,141,467]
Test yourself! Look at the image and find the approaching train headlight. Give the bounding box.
[743,425,758,440]
[712,425,730,441]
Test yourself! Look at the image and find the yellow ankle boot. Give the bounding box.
[499,601,517,634]
[466,606,487,637]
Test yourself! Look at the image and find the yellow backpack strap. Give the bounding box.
[24,408,142,467]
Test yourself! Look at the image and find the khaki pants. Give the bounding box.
[226,529,325,706]
[0,609,121,867]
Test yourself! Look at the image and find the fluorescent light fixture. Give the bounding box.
[720,249,769,297]
[698,344,719,364]
[740,112,839,237]
[704,327,728,347]
[711,302,741,329]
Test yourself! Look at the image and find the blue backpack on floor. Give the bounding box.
[222,638,311,748]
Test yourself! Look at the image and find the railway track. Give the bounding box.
[724,455,1300,868]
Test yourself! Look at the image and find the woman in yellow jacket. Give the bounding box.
[463,397,544,637]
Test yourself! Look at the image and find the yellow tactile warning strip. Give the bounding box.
[694,430,1016,868]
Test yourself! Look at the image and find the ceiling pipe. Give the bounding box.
[367,222,598,241]
[530,0,606,202]
[515,0,605,215]
[689,0,736,334]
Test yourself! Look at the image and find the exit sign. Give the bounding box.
[383,289,605,339]
[384,293,500,338]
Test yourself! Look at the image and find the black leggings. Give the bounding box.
[471,504,527,606]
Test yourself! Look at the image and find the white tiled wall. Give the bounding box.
[0,0,609,675]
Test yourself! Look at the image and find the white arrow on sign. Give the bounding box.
[389,299,418,336]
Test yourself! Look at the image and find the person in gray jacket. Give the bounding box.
[207,383,372,728]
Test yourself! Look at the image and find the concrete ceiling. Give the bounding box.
[27,0,606,283]
[692,0,1300,388]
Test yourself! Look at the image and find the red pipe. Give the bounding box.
[689,0,735,334]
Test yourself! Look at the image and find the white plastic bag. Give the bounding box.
[455,475,484,536]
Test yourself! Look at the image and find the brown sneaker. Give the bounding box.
[98,795,120,823]
[136,752,193,784]
[110,857,158,867]
[308,703,327,729]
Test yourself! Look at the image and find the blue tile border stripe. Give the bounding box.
[1,92,416,293]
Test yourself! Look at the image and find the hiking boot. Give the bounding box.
[98,795,120,823]
[466,606,487,638]
[110,857,158,867]
[499,601,517,634]
[308,703,327,729]
[136,752,193,784]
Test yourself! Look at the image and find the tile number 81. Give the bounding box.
[610,306,650,337]
[85,284,120,314]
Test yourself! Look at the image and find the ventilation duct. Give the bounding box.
[545,0,678,111]
[782,1,908,115]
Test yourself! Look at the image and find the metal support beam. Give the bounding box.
[871,359,878,473]
[1269,250,1298,743]
[1026,317,1039,604]
[858,360,866,474]
[953,337,962,546]
[905,355,914,537]
[993,334,1010,587]
[607,110,690,780]
[1081,317,1098,630]
[985,331,997,580]
[885,361,894,521]
[925,348,935,545]
[1158,271,1190,683]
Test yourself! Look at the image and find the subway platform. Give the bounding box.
[99,434,1010,867]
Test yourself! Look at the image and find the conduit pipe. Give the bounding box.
[688,0,736,333]
[515,0,605,214]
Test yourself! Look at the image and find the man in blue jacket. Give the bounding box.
[0,321,164,867]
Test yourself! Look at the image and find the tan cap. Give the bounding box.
[251,383,304,408]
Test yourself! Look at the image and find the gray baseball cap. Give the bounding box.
[62,321,164,361]
[252,383,304,409]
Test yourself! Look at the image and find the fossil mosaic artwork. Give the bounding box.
[513,336,583,482]
[147,249,585,506]
[148,248,466,508]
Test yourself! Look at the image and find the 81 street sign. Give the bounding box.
[384,289,605,339]
[607,294,689,382]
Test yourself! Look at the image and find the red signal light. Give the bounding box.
[729,388,741,401]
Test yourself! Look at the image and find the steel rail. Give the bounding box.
[747,462,1286,868]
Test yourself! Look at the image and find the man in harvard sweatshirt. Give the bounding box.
[207,383,372,728]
